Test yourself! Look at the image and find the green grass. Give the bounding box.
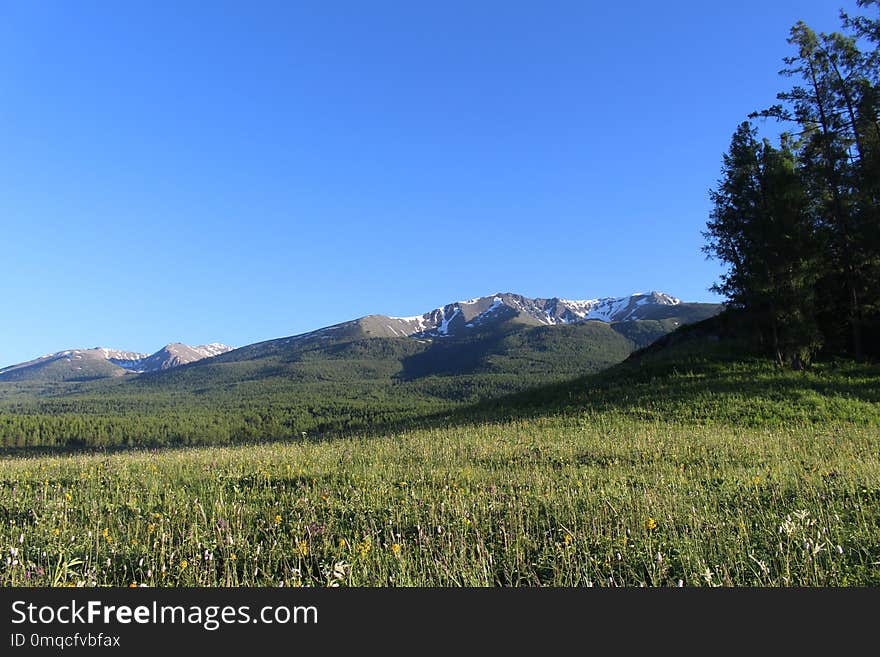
[1,354,879,586]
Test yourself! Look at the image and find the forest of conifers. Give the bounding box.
[704,1,880,367]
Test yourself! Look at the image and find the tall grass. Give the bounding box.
[1,411,878,586]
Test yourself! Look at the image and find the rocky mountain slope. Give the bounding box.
[0,343,233,382]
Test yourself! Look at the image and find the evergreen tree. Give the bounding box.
[707,3,880,362]
[750,6,880,358]
[704,124,820,367]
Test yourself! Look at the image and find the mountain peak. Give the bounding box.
[0,342,235,382]
[132,343,234,371]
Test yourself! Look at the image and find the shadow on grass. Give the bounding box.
[383,341,880,434]
[2,335,879,459]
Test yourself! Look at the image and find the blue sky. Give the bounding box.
[0,1,859,366]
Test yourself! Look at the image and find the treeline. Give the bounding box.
[0,400,444,449]
[0,370,588,449]
[704,1,880,367]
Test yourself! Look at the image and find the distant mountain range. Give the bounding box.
[0,291,721,383]
[0,343,233,382]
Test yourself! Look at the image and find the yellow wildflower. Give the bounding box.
[645,517,658,532]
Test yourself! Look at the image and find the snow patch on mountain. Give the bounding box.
[389,290,689,338]
[191,343,234,358]
[437,307,461,336]
[1,342,235,378]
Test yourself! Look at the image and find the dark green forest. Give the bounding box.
[704,1,880,366]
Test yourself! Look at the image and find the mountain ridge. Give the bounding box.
[0,290,721,383]
[0,343,234,382]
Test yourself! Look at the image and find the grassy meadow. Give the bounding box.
[1,354,878,587]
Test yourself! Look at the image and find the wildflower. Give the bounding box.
[332,561,349,582]
[229,554,237,561]
[274,514,282,525]
[356,537,372,557]
[297,541,309,557]
[563,533,573,546]
[65,493,72,502]
[645,517,658,532]
[391,543,401,556]
[702,567,714,585]
[180,560,188,570]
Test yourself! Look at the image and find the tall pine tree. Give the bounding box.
[704,123,820,367]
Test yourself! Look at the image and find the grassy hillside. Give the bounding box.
[460,339,880,428]
[1,345,877,586]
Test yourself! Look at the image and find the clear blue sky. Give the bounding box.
[0,1,859,366]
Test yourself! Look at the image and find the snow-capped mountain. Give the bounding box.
[379,291,687,339]
[0,343,234,382]
[211,290,719,366]
[126,343,234,372]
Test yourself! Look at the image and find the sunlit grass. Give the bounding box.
[1,411,878,586]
